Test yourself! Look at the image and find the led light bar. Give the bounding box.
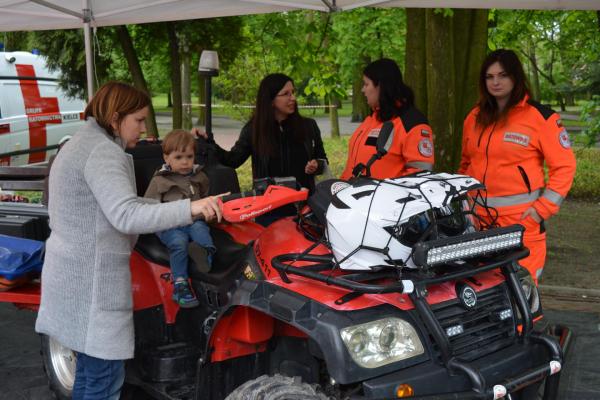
[446,324,464,337]
[413,225,524,267]
[498,308,513,321]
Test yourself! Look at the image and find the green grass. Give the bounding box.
[569,147,600,201]
[562,119,586,128]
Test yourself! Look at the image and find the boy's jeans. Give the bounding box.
[157,220,215,280]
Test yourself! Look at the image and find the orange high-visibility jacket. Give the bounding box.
[459,96,576,220]
[341,106,435,180]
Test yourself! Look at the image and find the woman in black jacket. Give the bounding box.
[202,73,326,191]
[196,73,327,224]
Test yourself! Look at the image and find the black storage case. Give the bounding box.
[0,214,39,239]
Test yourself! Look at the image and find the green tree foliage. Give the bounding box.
[490,10,600,108]
[215,9,406,126]
[29,28,115,99]
[578,95,600,148]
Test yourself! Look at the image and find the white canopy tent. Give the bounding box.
[2,0,599,98]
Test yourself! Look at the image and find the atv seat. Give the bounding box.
[134,227,248,286]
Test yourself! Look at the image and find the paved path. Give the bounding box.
[1,298,599,399]
[156,113,361,150]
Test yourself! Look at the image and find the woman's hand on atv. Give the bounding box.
[191,127,208,139]
[191,195,223,222]
[305,159,319,175]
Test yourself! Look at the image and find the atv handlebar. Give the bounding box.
[220,184,308,223]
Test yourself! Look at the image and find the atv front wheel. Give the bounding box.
[225,374,330,400]
[40,334,76,400]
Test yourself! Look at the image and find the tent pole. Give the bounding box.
[83,0,94,101]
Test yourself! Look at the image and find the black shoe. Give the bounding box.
[188,242,211,273]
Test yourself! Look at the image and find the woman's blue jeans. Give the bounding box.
[72,353,124,400]
[157,220,215,280]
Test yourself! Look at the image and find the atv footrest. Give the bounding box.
[139,342,200,383]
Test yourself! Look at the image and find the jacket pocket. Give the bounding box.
[517,165,532,194]
[94,252,133,311]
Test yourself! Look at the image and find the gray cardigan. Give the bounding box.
[35,118,193,360]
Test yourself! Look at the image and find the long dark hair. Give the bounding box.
[476,49,530,127]
[251,73,306,157]
[363,58,415,122]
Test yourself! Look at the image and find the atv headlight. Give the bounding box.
[340,318,424,368]
[521,275,540,314]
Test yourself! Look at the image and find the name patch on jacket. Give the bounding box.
[365,128,380,146]
[503,132,530,147]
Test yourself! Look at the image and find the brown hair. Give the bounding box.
[84,81,151,137]
[475,49,530,128]
[161,129,196,155]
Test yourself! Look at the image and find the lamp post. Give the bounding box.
[198,50,219,139]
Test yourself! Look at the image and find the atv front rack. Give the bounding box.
[271,248,530,294]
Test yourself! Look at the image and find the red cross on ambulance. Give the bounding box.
[0,51,85,166]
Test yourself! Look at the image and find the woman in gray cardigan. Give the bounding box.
[35,82,222,400]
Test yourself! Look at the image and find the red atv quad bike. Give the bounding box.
[6,129,571,400]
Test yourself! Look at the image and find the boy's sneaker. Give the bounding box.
[172,280,199,308]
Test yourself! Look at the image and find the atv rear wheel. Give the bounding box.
[225,374,330,400]
[40,334,76,400]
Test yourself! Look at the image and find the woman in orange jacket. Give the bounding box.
[341,58,434,180]
[459,49,576,283]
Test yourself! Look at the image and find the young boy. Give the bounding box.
[145,129,215,308]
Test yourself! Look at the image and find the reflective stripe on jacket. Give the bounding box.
[341,106,435,180]
[459,96,576,219]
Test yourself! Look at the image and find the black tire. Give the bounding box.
[225,374,331,400]
[40,334,76,400]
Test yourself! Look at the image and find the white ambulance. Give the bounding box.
[0,51,85,166]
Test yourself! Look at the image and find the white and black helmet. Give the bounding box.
[325,173,483,270]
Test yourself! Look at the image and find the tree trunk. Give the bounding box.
[405,9,427,113]
[452,9,488,170]
[115,25,159,138]
[528,42,542,101]
[330,96,340,139]
[557,94,566,112]
[168,22,182,130]
[167,91,173,108]
[181,49,192,130]
[351,59,370,122]
[426,9,456,173]
[405,8,487,172]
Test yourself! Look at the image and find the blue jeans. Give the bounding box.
[157,220,215,280]
[72,353,124,400]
